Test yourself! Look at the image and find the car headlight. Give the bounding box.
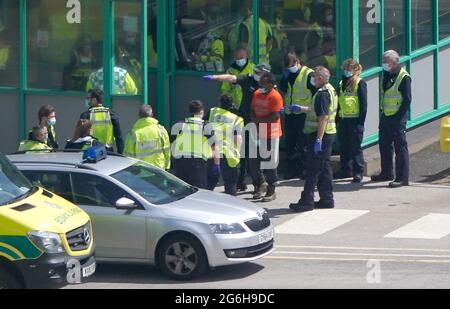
[28,231,65,254]
[210,223,246,234]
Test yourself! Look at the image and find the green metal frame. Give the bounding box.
[2,0,450,144]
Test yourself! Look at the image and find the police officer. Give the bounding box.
[203,63,272,192]
[207,95,244,196]
[124,105,171,171]
[37,105,59,149]
[18,126,52,152]
[173,100,218,189]
[371,50,412,188]
[290,66,338,212]
[334,59,367,183]
[86,48,138,95]
[80,89,124,154]
[221,48,255,110]
[279,52,314,180]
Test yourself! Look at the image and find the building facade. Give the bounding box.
[0,0,449,153]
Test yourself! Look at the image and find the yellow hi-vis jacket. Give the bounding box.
[304,83,338,135]
[124,117,171,170]
[382,68,410,117]
[338,78,361,119]
[173,117,213,162]
[89,107,114,148]
[284,66,314,115]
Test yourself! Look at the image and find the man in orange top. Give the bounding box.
[250,72,284,202]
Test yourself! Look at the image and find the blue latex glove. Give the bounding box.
[314,139,323,155]
[289,105,303,114]
[203,75,215,81]
[280,107,286,114]
[211,164,221,177]
[356,125,365,134]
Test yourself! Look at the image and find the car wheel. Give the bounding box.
[157,234,208,281]
[0,269,22,289]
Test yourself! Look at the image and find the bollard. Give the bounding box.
[440,116,450,153]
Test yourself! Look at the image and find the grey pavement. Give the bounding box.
[69,178,450,289]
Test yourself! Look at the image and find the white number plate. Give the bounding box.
[82,262,96,278]
[259,229,274,244]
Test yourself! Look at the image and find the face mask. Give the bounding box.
[289,66,300,74]
[235,58,247,67]
[85,99,91,109]
[80,57,92,64]
[254,74,261,82]
[344,71,354,78]
[382,63,391,72]
[310,77,316,87]
[47,118,56,126]
[259,88,268,94]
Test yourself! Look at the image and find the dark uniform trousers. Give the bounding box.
[238,130,252,187]
[301,133,336,206]
[337,120,365,176]
[379,116,409,182]
[207,158,240,196]
[249,138,279,188]
[285,114,307,173]
[174,158,208,189]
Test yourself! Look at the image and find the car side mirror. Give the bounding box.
[115,197,137,210]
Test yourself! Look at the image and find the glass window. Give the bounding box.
[113,0,142,95]
[412,0,433,50]
[148,0,158,69]
[440,0,450,40]
[0,155,32,206]
[359,0,379,69]
[27,0,103,91]
[384,0,405,55]
[259,0,336,75]
[71,173,134,207]
[174,0,243,72]
[112,162,197,205]
[0,0,19,87]
[21,171,73,202]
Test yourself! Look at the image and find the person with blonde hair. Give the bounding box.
[65,119,98,150]
[334,58,367,183]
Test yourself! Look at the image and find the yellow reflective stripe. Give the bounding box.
[0,243,25,259]
[135,149,165,158]
[0,252,15,260]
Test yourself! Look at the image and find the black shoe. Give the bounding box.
[289,202,314,213]
[353,174,363,183]
[333,171,352,180]
[371,173,394,182]
[314,201,335,209]
[389,180,409,188]
[237,183,248,192]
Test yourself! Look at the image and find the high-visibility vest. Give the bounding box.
[0,45,10,70]
[197,33,224,72]
[18,140,52,152]
[382,68,410,117]
[86,67,138,95]
[89,107,114,148]
[221,62,255,109]
[241,16,272,64]
[285,66,314,115]
[304,83,338,135]
[209,107,244,168]
[124,117,171,170]
[303,22,324,51]
[148,35,158,69]
[117,46,142,92]
[173,117,213,161]
[338,78,361,119]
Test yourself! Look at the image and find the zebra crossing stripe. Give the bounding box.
[385,213,450,240]
[275,209,370,235]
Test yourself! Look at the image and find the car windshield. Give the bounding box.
[112,162,197,205]
[0,155,33,206]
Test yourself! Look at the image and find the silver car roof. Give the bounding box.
[7,152,137,176]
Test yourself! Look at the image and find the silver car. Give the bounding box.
[8,152,274,280]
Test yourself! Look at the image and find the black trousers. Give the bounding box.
[285,113,307,173]
[379,117,410,182]
[301,133,336,206]
[249,138,279,187]
[207,159,240,196]
[174,158,207,189]
[238,130,252,186]
[337,120,365,175]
